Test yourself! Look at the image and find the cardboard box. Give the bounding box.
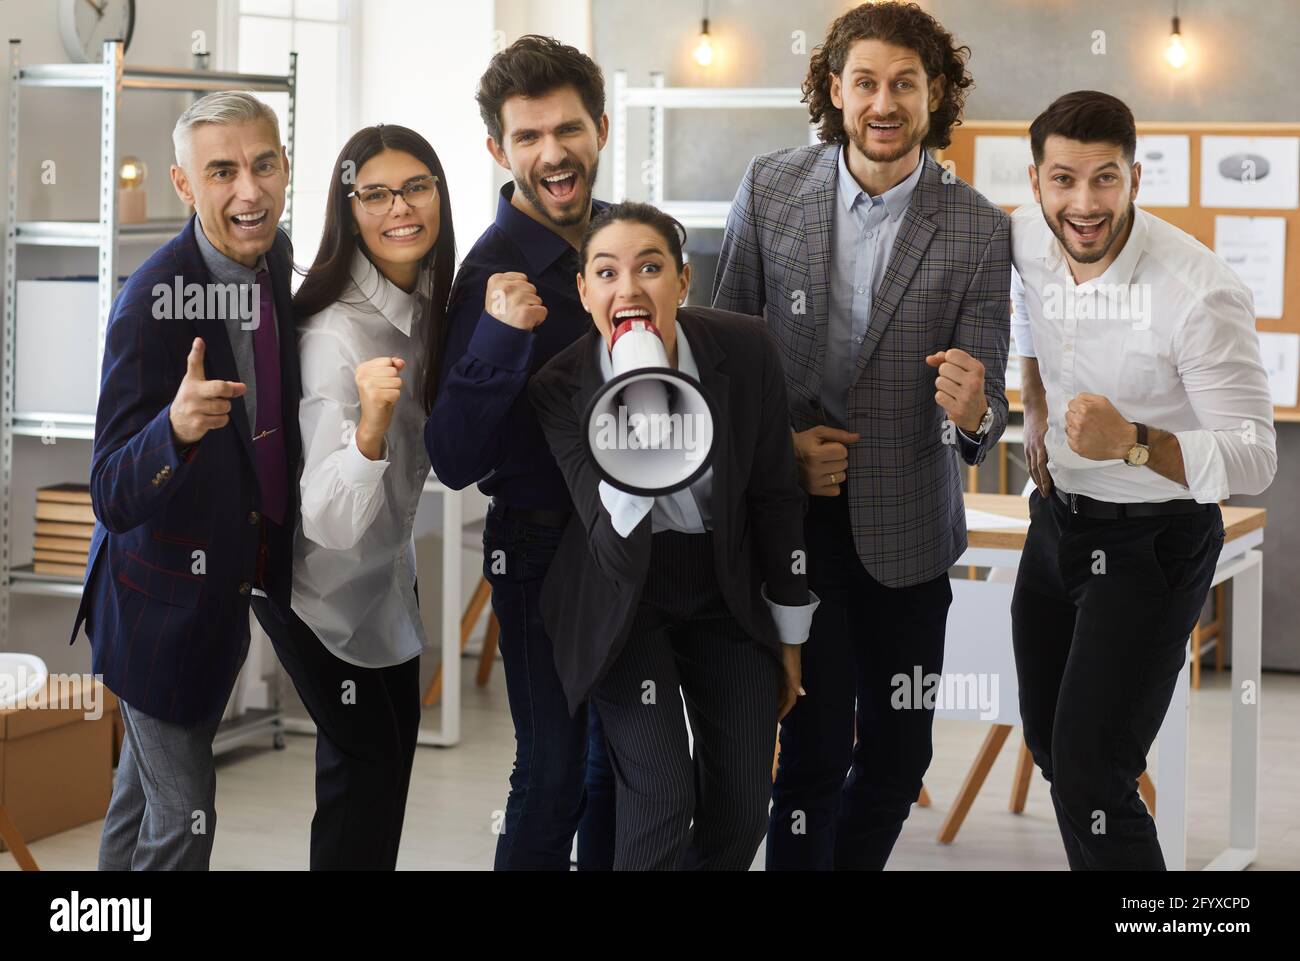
[0,678,117,851]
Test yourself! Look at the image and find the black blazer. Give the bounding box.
[529,306,809,716]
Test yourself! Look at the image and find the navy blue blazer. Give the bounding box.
[69,215,301,725]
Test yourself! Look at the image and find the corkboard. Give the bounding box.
[937,120,1300,422]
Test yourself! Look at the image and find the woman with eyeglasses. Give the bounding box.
[266,124,455,869]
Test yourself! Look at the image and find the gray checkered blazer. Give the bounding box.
[712,144,1011,588]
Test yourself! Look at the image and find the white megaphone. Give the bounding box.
[582,317,716,496]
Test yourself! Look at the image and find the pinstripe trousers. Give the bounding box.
[588,530,783,871]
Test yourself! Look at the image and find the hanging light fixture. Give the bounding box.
[693,0,715,68]
[1164,1,1189,70]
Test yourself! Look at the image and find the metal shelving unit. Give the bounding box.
[610,71,814,229]
[2,39,297,756]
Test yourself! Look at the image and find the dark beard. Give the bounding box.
[1046,202,1132,265]
[846,118,926,164]
[514,156,600,229]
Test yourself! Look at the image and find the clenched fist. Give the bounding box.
[1065,393,1136,461]
[169,337,246,446]
[485,271,547,331]
[355,356,405,460]
[925,347,987,433]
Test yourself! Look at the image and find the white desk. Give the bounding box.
[272,477,466,748]
[946,493,1265,871]
[414,477,464,747]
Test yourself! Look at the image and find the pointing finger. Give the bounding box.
[186,338,207,380]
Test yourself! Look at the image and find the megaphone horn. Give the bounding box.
[582,318,717,497]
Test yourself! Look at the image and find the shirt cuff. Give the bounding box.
[956,426,983,458]
[761,584,820,646]
[1172,428,1228,503]
[599,480,653,538]
[340,435,390,487]
[468,310,535,372]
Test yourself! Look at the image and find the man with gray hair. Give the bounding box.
[70,91,301,870]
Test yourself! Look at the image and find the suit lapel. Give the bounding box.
[853,152,942,374]
[676,313,730,540]
[569,329,606,424]
[799,148,838,399]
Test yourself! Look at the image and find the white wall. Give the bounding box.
[357,0,499,265]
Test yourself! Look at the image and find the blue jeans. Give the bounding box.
[484,505,616,870]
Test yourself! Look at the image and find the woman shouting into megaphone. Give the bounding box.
[529,202,819,871]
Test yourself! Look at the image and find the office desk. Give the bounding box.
[945,493,1266,870]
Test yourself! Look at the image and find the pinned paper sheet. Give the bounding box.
[974,135,1034,207]
[1257,331,1300,408]
[965,509,1030,531]
[1215,215,1286,319]
[1135,135,1190,207]
[1201,136,1299,209]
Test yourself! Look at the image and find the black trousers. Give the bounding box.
[1011,488,1225,870]
[767,490,950,870]
[588,530,783,871]
[252,596,421,871]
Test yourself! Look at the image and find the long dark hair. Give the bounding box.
[293,124,456,413]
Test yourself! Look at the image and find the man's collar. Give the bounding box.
[495,181,607,275]
[836,144,924,222]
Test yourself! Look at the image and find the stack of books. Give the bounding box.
[34,484,94,577]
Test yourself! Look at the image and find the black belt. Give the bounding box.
[1053,487,1209,519]
[489,500,573,529]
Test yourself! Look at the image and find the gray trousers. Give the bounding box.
[97,699,224,870]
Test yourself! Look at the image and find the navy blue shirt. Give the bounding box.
[426,184,606,511]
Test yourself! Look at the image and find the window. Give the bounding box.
[227,0,356,269]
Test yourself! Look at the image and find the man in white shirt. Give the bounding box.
[1010,90,1276,870]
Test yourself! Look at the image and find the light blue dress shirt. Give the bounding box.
[822,145,924,429]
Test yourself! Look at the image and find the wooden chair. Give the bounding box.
[421,517,500,707]
[937,727,1156,844]
[0,806,39,870]
[1190,584,1227,689]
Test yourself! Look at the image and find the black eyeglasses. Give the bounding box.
[348,175,439,214]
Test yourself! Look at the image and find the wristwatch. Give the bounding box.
[973,406,994,437]
[1124,422,1150,466]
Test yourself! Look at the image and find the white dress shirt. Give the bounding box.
[292,251,432,668]
[1010,204,1276,504]
[596,324,819,645]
